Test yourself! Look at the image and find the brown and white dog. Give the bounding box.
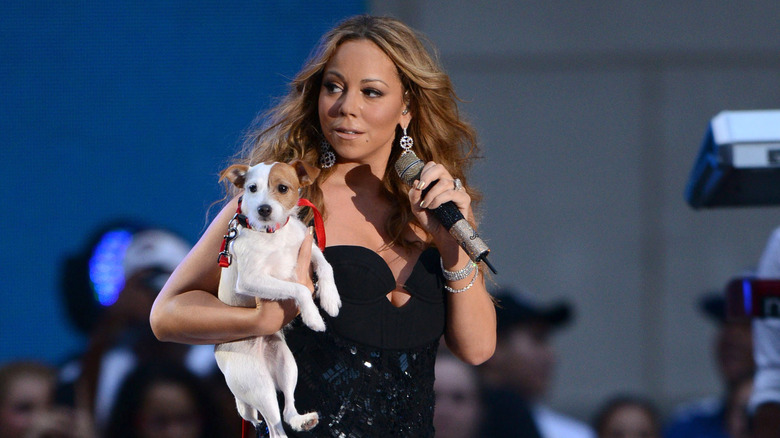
[215,161,340,437]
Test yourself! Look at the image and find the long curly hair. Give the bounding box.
[231,15,481,249]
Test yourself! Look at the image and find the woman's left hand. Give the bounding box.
[408,161,472,243]
[409,161,496,365]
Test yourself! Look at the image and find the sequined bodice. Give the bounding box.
[263,245,446,437]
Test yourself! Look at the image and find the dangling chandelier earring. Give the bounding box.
[319,139,336,169]
[399,126,414,155]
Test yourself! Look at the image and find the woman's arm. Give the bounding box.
[149,196,305,344]
[438,237,496,365]
[409,163,497,365]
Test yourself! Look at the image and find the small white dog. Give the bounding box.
[214,160,341,437]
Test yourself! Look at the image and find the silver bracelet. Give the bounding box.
[444,268,479,294]
[440,257,477,281]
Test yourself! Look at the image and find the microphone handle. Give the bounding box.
[422,182,497,274]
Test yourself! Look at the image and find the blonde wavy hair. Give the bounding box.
[229,15,481,249]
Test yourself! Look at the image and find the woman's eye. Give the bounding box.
[277,184,288,194]
[248,184,257,193]
[324,82,343,94]
[363,88,382,98]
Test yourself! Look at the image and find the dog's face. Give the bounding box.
[220,161,320,230]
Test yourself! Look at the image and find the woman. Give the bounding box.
[0,361,95,438]
[104,362,227,438]
[150,14,496,437]
[433,350,485,438]
[592,395,662,438]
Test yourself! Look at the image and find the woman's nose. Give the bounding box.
[339,89,359,117]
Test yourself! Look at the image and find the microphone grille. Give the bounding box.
[394,151,424,186]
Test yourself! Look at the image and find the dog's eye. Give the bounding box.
[277,184,289,194]
[248,184,257,193]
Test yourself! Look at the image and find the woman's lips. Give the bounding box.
[334,127,363,140]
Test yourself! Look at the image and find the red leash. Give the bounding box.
[297,197,326,251]
[242,419,253,438]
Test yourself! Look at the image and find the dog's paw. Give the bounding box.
[301,312,327,332]
[289,412,319,431]
[318,282,341,317]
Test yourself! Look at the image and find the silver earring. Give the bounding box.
[319,139,336,169]
[399,127,413,154]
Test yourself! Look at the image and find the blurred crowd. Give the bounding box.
[1,224,240,438]
[432,287,753,438]
[0,221,773,437]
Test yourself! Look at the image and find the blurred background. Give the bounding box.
[3,0,779,422]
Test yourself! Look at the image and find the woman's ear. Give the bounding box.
[400,106,412,129]
[400,91,412,127]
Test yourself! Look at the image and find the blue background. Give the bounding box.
[1,1,365,365]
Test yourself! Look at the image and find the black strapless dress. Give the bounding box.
[258,245,446,438]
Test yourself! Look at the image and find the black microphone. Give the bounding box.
[395,151,497,274]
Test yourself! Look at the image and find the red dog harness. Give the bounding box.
[217,197,326,268]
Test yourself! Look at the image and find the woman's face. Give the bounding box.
[137,382,201,438]
[481,323,555,399]
[433,357,483,438]
[600,405,659,438]
[318,39,411,170]
[0,375,52,438]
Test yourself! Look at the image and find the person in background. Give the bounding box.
[58,227,221,432]
[592,394,662,438]
[749,226,780,438]
[478,288,595,438]
[664,291,755,438]
[104,361,227,438]
[433,349,485,438]
[86,228,215,428]
[0,360,94,438]
[724,374,753,438]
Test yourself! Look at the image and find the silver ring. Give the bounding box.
[453,178,463,191]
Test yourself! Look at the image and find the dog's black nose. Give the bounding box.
[258,204,272,218]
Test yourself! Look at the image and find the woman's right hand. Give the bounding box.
[294,233,315,294]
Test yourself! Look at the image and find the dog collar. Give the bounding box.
[217,196,326,268]
[233,196,289,233]
[241,215,290,233]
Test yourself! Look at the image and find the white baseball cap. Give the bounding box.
[122,229,191,278]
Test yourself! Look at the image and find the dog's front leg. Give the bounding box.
[310,246,341,317]
[235,274,326,332]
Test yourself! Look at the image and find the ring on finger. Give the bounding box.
[453,178,463,191]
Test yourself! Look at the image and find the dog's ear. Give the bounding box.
[290,160,320,187]
[219,164,249,188]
